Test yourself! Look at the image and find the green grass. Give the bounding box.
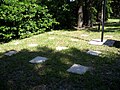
[0,19,120,90]
[107,19,120,23]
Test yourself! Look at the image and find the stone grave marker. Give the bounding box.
[56,46,68,51]
[88,39,107,45]
[47,32,54,34]
[28,44,38,47]
[103,39,115,47]
[29,56,48,64]
[81,34,89,37]
[67,64,91,75]
[87,50,101,56]
[14,41,20,45]
[71,38,79,42]
[4,50,17,56]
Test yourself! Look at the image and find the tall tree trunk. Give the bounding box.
[83,0,92,27]
[77,6,83,28]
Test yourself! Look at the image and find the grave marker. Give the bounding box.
[5,50,17,56]
[81,34,89,37]
[29,56,48,64]
[88,39,106,45]
[56,46,68,51]
[28,44,38,47]
[67,64,91,75]
[87,50,101,56]
[71,38,79,42]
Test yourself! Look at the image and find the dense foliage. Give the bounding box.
[40,0,76,29]
[0,0,119,42]
[0,0,57,42]
[40,0,115,28]
[110,0,120,18]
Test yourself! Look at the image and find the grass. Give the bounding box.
[107,19,120,23]
[0,19,120,90]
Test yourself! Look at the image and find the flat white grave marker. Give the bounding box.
[14,41,20,45]
[87,50,101,56]
[29,56,48,64]
[28,44,38,47]
[81,34,89,37]
[4,50,17,56]
[88,39,107,45]
[47,32,54,34]
[56,46,68,51]
[67,64,90,75]
[62,32,67,35]
[71,38,79,42]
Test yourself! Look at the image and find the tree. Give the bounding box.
[110,0,120,18]
[28,0,114,29]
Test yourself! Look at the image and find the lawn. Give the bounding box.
[0,19,120,90]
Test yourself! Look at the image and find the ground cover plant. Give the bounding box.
[0,19,120,90]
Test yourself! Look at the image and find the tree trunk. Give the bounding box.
[83,0,92,27]
[77,6,83,28]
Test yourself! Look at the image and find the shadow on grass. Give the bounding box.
[87,22,120,33]
[87,27,100,32]
[0,46,120,90]
[105,27,120,32]
[105,22,120,27]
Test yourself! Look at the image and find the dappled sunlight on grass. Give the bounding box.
[0,21,120,89]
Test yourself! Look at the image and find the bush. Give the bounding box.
[0,1,58,42]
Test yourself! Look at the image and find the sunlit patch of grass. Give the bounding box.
[107,19,120,23]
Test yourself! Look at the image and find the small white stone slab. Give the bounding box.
[71,38,79,42]
[56,46,68,51]
[14,42,20,45]
[87,50,101,56]
[4,50,17,56]
[28,44,38,47]
[29,56,48,64]
[67,64,90,75]
[81,34,89,37]
[48,37,55,40]
[47,32,54,34]
[88,39,107,45]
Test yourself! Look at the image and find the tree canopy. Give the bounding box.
[0,0,119,42]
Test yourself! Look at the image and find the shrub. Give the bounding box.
[0,1,58,42]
